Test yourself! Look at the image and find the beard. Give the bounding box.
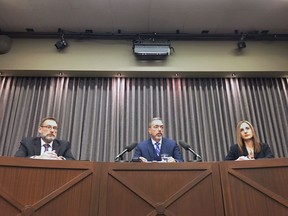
[155,134,162,140]
[41,134,56,143]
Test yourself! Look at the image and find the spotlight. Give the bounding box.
[237,41,246,49]
[55,34,68,51]
[237,34,246,49]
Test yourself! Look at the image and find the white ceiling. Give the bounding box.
[0,0,288,36]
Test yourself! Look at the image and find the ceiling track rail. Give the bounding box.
[1,32,288,41]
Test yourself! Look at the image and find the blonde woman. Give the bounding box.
[225,120,274,161]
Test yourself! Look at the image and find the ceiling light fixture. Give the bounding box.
[55,33,68,51]
[132,40,172,60]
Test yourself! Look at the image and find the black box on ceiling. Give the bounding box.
[133,41,171,59]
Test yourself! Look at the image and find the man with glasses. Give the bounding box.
[15,117,75,160]
[133,117,183,162]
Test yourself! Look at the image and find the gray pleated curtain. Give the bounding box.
[0,77,287,162]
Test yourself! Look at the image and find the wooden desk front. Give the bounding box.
[220,158,288,216]
[0,157,287,216]
[0,157,101,216]
[98,162,223,216]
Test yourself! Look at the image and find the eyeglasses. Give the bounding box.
[151,125,164,130]
[41,125,58,131]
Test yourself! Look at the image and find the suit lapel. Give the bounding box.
[147,139,156,159]
[34,138,61,155]
[52,140,60,154]
[33,138,42,155]
[160,138,167,155]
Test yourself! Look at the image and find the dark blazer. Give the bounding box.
[225,143,274,161]
[133,137,184,162]
[14,137,75,160]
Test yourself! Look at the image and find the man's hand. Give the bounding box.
[34,150,63,160]
[167,156,176,163]
[139,156,148,162]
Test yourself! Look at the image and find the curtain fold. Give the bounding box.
[0,77,287,162]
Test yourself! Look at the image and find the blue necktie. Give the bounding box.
[155,142,160,156]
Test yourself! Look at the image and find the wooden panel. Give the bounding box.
[220,158,288,216]
[2,157,286,216]
[98,162,224,216]
[0,157,101,216]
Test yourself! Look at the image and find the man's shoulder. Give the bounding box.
[163,137,177,145]
[21,137,69,145]
[53,139,71,149]
[137,139,154,149]
[21,137,40,143]
[53,139,69,145]
[138,139,151,145]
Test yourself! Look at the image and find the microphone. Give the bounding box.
[115,142,138,162]
[178,140,202,161]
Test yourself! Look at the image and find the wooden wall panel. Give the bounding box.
[1,157,287,216]
[98,162,224,216]
[220,158,288,216]
[0,157,100,216]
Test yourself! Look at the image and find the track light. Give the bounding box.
[237,41,246,49]
[55,34,68,51]
[237,34,246,49]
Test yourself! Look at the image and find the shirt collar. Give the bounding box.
[41,139,53,146]
[151,138,162,146]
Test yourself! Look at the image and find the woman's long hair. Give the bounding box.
[236,120,261,153]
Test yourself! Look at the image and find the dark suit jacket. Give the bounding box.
[224,143,274,161]
[133,137,184,162]
[14,137,75,160]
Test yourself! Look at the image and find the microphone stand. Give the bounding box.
[187,147,202,162]
[193,155,202,162]
[115,149,128,162]
[178,140,202,162]
[115,155,124,162]
[114,142,138,162]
